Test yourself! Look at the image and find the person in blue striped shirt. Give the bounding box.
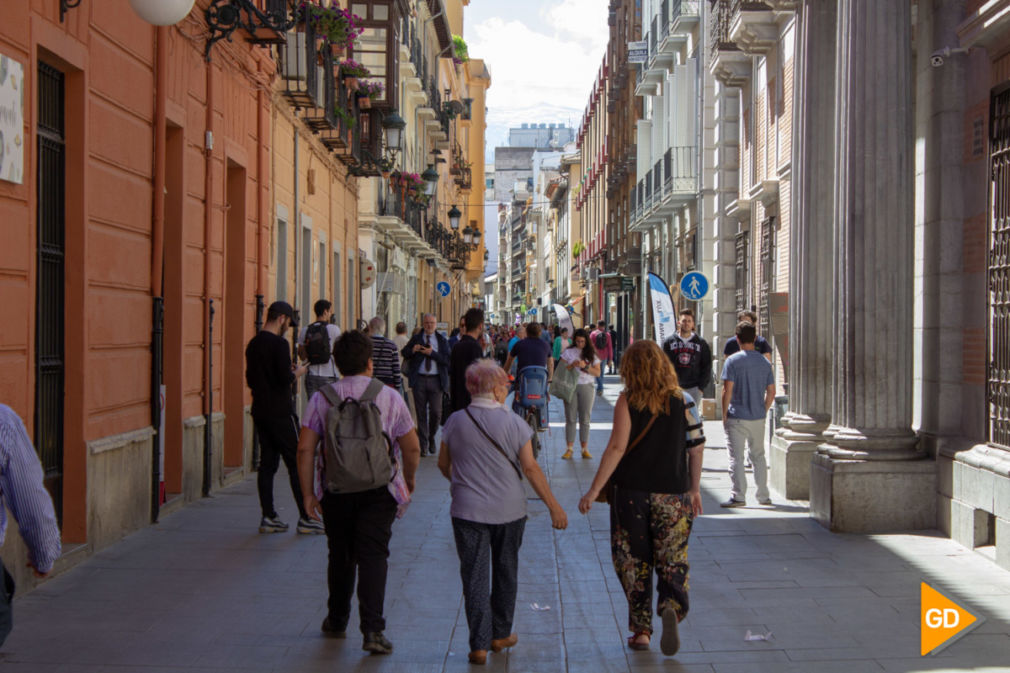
[0,403,61,646]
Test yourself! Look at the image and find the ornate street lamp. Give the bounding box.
[421,165,439,198]
[462,225,474,245]
[382,111,406,159]
[448,205,462,231]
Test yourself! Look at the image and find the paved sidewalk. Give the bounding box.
[2,375,1009,672]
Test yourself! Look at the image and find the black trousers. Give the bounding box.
[452,516,526,651]
[253,414,307,520]
[321,487,398,634]
[0,559,13,647]
[411,374,442,454]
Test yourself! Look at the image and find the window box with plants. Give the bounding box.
[354,80,384,109]
[451,34,469,65]
[297,2,363,56]
[338,59,370,90]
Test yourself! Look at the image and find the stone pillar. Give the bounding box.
[772,0,836,499]
[810,0,935,532]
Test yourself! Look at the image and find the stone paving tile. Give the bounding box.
[3,375,1010,672]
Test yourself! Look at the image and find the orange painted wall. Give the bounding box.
[0,0,271,543]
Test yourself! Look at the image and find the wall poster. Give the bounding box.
[0,53,25,184]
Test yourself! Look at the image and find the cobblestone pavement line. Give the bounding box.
[1,376,1009,672]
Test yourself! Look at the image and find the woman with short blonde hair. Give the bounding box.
[439,358,567,665]
[578,340,705,657]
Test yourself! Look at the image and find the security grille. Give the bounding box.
[759,216,775,337]
[989,87,1010,448]
[734,229,749,311]
[36,62,65,526]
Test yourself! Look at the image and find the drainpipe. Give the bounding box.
[253,78,267,471]
[291,129,301,404]
[202,57,215,497]
[150,25,168,522]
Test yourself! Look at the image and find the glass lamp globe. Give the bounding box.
[129,0,196,25]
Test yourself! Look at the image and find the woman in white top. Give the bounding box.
[559,328,602,459]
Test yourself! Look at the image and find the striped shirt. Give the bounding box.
[371,335,402,388]
[0,404,61,573]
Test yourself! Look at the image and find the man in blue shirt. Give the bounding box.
[720,321,775,508]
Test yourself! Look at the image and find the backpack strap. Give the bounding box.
[361,377,385,403]
[320,384,341,406]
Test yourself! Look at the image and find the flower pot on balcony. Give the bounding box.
[330,43,345,57]
[345,76,359,91]
[358,96,371,109]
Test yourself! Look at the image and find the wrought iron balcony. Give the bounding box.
[709,0,753,86]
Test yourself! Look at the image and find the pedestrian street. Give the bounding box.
[2,375,1009,673]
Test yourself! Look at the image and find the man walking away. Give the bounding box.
[0,404,61,647]
[661,308,713,415]
[723,310,772,362]
[608,324,619,373]
[245,301,323,534]
[720,321,775,508]
[298,300,342,401]
[449,308,485,412]
[368,317,402,390]
[590,321,613,395]
[297,330,420,655]
[402,313,450,456]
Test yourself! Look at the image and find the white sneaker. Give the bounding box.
[297,517,325,535]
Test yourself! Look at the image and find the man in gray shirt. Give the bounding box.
[720,321,775,508]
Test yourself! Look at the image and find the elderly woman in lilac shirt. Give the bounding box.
[437,359,567,665]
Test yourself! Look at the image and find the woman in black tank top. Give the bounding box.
[577,340,706,656]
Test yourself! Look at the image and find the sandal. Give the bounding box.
[562,448,573,459]
[627,632,650,650]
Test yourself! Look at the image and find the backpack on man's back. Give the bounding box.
[593,330,608,352]
[320,379,395,493]
[304,321,332,365]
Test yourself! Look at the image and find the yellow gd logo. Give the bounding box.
[921,583,981,656]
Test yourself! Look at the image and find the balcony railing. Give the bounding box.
[379,188,425,237]
[710,0,739,57]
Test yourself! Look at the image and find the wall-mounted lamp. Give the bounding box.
[129,0,197,25]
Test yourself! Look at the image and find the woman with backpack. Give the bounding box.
[558,328,600,460]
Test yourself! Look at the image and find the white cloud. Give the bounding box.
[466,2,608,147]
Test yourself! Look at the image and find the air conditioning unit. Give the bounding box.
[588,267,600,281]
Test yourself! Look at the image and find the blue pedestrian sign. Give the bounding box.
[679,271,709,302]
[436,281,451,297]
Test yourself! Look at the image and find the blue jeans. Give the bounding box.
[596,373,604,393]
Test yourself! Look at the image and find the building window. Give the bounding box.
[276,218,287,300]
[989,86,1010,449]
[333,250,342,326]
[759,216,775,337]
[318,241,326,300]
[734,229,749,312]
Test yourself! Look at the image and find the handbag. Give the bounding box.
[464,408,523,480]
[595,413,658,504]
[549,361,579,403]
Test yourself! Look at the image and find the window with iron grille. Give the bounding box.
[989,86,1010,449]
[35,62,65,526]
[759,215,775,337]
[734,229,749,312]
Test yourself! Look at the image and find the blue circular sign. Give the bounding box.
[679,271,709,301]
[436,281,451,297]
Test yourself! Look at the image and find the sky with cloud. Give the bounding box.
[463,0,609,159]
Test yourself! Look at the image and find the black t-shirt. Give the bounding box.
[449,335,484,411]
[724,335,771,356]
[610,395,690,495]
[510,338,551,372]
[245,330,296,419]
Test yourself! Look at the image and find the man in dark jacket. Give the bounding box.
[449,308,485,412]
[245,301,322,535]
[661,308,712,415]
[401,313,450,456]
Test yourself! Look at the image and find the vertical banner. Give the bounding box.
[0,54,25,184]
[648,272,676,344]
[552,303,574,337]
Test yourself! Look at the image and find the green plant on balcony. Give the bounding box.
[451,35,469,65]
[333,104,356,131]
[572,241,585,258]
[298,3,363,51]
[339,59,371,78]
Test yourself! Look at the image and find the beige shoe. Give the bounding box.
[562,448,573,459]
[490,633,518,652]
[581,448,592,459]
[468,650,487,664]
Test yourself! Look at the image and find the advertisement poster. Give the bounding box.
[648,272,676,344]
[0,53,24,184]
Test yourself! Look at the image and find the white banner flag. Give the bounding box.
[648,272,676,344]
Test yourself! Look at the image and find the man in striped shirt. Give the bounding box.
[0,403,61,646]
[369,317,402,390]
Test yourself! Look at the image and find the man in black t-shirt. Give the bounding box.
[245,301,320,536]
[449,308,486,411]
[723,310,772,361]
[504,322,554,382]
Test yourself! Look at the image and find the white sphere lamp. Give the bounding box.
[129,0,197,25]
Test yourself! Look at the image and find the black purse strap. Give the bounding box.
[464,408,523,480]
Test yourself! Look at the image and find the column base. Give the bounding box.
[770,431,819,499]
[810,452,937,533]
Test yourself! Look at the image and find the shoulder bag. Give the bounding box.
[464,408,524,481]
[595,413,658,504]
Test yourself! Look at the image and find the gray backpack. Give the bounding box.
[320,379,395,493]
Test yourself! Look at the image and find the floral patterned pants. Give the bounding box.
[610,487,694,634]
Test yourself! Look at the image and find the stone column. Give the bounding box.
[772,0,836,499]
[810,0,935,532]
